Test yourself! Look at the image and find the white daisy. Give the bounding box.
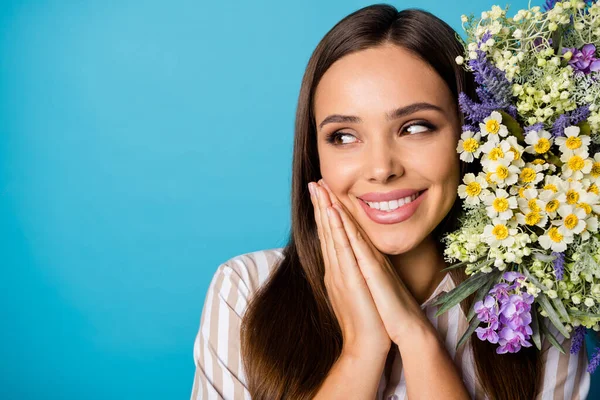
[487,157,520,187]
[517,163,544,186]
[553,204,587,236]
[480,140,514,169]
[482,218,518,248]
[479,111,509,143]
[538,226,574,252]
[555,125,590,157]
[583,153,600,186]
[524,129,553,155]
[483,189,518,220]
[456,131,482,162]
[505,136,526,168]
[561,149,593,180]
[458,173,490,206]
[539,188,566,219]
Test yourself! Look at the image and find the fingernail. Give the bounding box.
[318,179,324,186]
[326,207,332,217]
[308,183,314,196]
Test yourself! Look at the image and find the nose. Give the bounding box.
[364,136,404,184]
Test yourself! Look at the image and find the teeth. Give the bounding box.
[366,193,419,212]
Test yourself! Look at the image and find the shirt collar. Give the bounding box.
[419,272,455,309]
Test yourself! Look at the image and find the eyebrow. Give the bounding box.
[317,102,444,130]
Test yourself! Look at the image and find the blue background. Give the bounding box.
[1,0,598,398]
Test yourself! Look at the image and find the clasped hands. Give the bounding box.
[308,179,434,356]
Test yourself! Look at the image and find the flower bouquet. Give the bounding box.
[439,0,600,373]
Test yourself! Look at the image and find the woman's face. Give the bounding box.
[313,43,461,255]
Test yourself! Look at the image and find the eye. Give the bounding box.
[325,131,357,145]
[402,122,435,135]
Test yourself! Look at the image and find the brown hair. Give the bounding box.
[240,4,542,399]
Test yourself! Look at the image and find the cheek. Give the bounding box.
[319,152,362,194]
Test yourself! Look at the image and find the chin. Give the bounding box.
[370,233,421,255]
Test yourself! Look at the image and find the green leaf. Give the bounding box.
[537,294,570,339]
[434,270,501,317]
[499,110,525,142]
[466,271,500,323]
[456,313,481,351]
[552,26,563,57]
[538,317,566,355]
[567,309,600,319]
[530,306,542,351]
[577,121,591,136]
[550,295,571,325]
[522,266,550,291]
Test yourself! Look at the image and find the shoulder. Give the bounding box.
[211,247,286,298]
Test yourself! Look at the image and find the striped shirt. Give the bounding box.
[190,248,591,400]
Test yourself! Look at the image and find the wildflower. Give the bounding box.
[483,189,518,219]
[555,126,590,156]
[480,111,509,142]
[457,131,482,162]
[458,173,490,206]
[483,218,518,248]
[538,226,574,252]
[524,129,553,155]
[562,44,600,75]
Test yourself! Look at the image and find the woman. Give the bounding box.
[190,4,591,399]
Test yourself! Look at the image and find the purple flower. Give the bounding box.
[474,295,498,323]
[496,327,533,354]
[458,33,517,125]
[550,105,590,138]
[525,122,544,133]
[503,271,525,283]
[588,346,600,374]
[489,282,511,302]
[476,325,499,343]
[552,251,565,281]
[570,326,587,354]
[563,44,600,74]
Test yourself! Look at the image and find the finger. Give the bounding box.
[332,203,384,275]
[309,183,329,271]
[320,180,378,254]
[317,184,342,281]
[326,205,364,282]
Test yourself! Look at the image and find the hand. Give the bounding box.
[314,180,433,348]
[309,180,392,359]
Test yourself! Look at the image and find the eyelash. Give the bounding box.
[324,121,436,146]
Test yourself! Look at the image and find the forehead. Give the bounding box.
[313,44,454,120]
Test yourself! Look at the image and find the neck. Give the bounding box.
[387,235,448,306]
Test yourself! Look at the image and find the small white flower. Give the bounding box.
[504,136,526,168]
[555,126,590,157]
[455,55,464,65]
[554,204,587,236]
[479,111,509,143]
[487,157,520,188]
[524,129,553,155]
[584,153,600,185]
[456,131,482,162]
[482,218,518,248]
[483,189,517,220]
[538,226,574,252]
[561,150,593,180]
[458,173,490,206]
[480,140,514,169]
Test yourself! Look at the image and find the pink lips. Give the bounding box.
[358,189,427,225]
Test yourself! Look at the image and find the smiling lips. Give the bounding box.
[358,189,427,224]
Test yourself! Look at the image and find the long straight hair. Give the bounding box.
[240,5,542,399]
